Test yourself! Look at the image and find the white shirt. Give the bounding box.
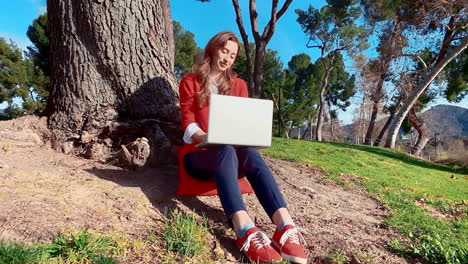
[182,79,219,144]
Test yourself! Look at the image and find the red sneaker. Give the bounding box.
[236,227,282,263]
[272,225,308,264]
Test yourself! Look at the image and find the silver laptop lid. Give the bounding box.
[206,94,273,147]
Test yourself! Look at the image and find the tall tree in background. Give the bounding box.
[322,53,356,141]
[378,0,468,148]
[408,91,437,156]
[27,14,49,76]
[287,53,319,139]
[442,50,467,103]
[297,0,368,141]
[353,56,377,144]
[25,13,50,113]
[235,44,288,136]
[47,0,180,167]
[362,18,405,145]
[173,21,201,80]
[0,38,30,114]
[0,37,46,116]
[231,0,294,98]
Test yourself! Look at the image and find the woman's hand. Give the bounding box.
[192,130,208,143]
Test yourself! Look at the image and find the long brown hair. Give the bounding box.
[192,31,240,108]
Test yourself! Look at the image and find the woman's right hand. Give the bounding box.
[192,130,208,143]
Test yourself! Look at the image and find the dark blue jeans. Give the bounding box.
[184,145,287,221]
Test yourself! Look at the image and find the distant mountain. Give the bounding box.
[420,104,468,137]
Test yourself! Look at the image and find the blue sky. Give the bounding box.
[1,0,466,124]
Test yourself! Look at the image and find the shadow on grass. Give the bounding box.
[86,165,243,261]
[318,141,468,175]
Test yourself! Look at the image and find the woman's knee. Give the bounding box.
[237,147,267,172]
[214,145,238,164]
[238,146,261,159]
[217,145,237,154]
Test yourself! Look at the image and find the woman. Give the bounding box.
[179,31,307,264]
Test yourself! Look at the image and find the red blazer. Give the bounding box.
[177,73,253,196]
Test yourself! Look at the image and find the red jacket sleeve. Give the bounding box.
[179,75,197,131]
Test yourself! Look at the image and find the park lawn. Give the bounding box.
[261,137,468,264]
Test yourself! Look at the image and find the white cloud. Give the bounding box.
[38,5,47,15]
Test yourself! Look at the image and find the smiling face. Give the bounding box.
[210,40,239,76]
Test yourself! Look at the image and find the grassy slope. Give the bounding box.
[261,137,467,264]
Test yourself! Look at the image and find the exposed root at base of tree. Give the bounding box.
[1,115,182,169]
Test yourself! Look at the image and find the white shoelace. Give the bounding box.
[240,231,272,252]
[279,227,308,248]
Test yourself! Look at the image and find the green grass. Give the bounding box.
[0,230,119,264]
[160,208,211,258]
[0,241,44,264]
[45,230,118,263]
[262,137,468,264]
[326,250,349,264]
[1,210,218,264]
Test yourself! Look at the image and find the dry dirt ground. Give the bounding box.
[0,116,417,263]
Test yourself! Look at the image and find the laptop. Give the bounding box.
[195,94,273,148]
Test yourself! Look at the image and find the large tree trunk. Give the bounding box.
[47,0,181,167]
[315,88,326,141]
[385,36,468,148]
[374,97,402,146]
[364,76,385,145]
[315,65,333,141]
[252,42,266,98]
[328,102,336,142]
[373,111,395,146]
[408,108,429,156]
[413,135,431,157]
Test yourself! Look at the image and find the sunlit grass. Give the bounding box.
[0,230,119,264]
[159,208,211,258]
[262,137,468,264]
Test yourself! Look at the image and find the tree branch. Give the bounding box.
[262,0,278,41]
[263,0,293,42]
[232,0,250,46]
[249,0,261,41]
[232,0,254,95]
[276,0,293,20]
[433,15,456,66]
[400,54,427,69]
[306,38,323,49]
[306,39,322,49]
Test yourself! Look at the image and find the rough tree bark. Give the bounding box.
[365,20,402,145]
[373,109,395,146]
[385,36,468,148]
[315,56,334,141]
[47,0,181,167]
[408,108,429,156]
[328,101,335,142]
[364,75,385,145]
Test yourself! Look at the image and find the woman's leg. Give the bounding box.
[235,147,308,263]
[185,146,283,263]
[236,147,289,220]
[184,145,251,226]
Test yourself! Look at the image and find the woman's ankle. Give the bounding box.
[234,221,255,238]
[231,210,253,231]
[277,220,295,231]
